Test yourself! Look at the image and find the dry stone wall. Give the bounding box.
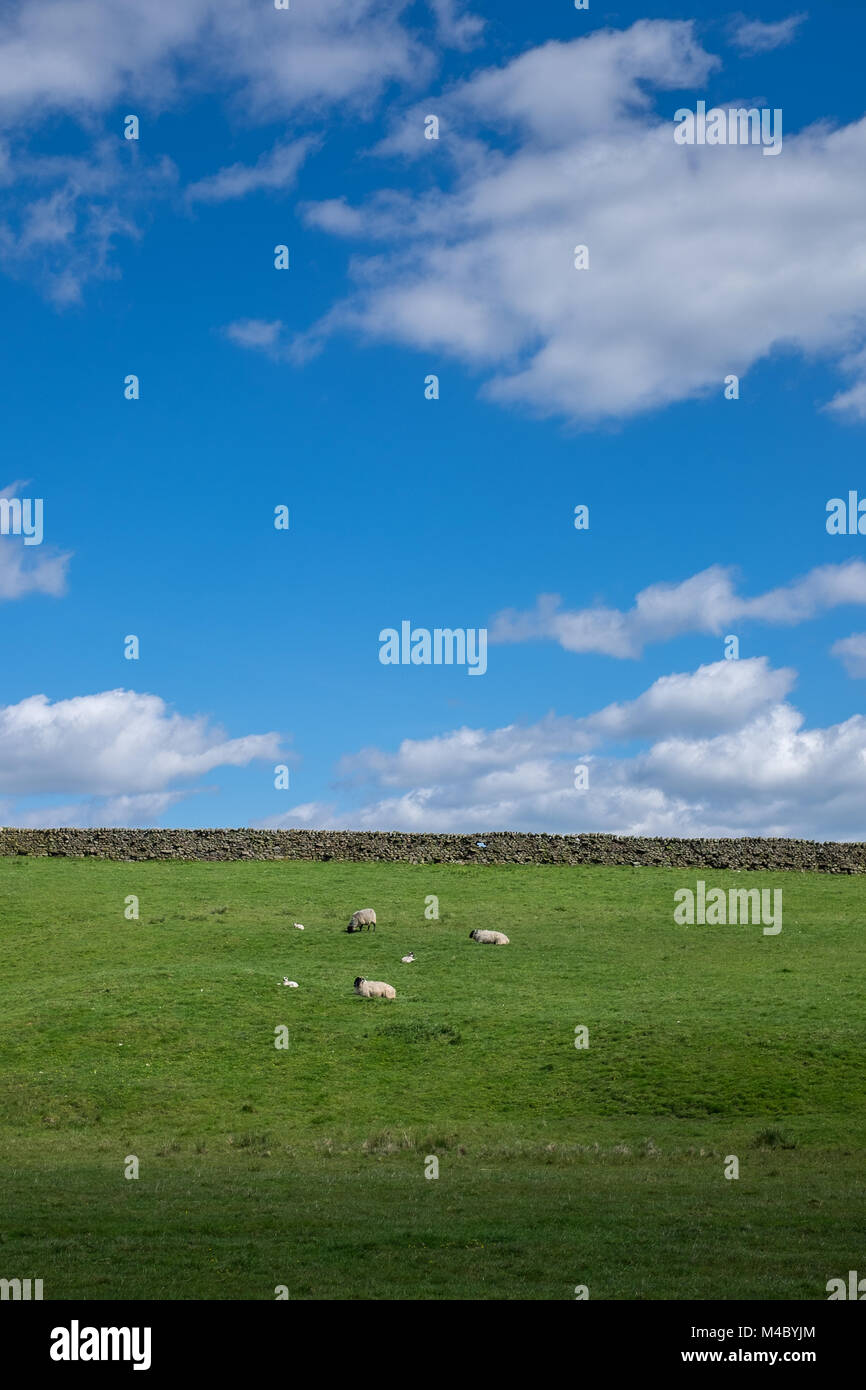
[1,828,864,871]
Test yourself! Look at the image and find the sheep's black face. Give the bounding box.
[468,930,474,938]
[354,977,363,988]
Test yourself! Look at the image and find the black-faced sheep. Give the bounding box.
[347,908,376,933]
[469,929,510,945]
[353,976,395,999]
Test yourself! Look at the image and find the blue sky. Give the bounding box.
[2,0,866,837]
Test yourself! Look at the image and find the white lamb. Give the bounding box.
[353,976,395,1000]
[469,929,510,945]
[401,953,415,964]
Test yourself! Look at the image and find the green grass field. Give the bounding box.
[1,857,863,1300]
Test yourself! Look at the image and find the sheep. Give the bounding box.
[469,929,510,945]
[293,923,305,930]
[347,908,376,933]
[401,953,415,964]
[353,976,395,1000]
[282,978,299,987]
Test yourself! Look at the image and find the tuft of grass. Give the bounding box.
[231,1133,271,1151]
[375,1019,462,1045]
[361,1129,416,1155]
[754,1127,798,1150]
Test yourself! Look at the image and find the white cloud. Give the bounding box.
[336,661,792,791]
[302,198,367,237]
[297,19,866,424]
[0,1,478,124]
[445,20,718,140]
[578,657,795,740]
[0,0,480,299]
[255,657,866,840]
[491,562,866,659]
[0,480,71,600]
[824,349,866,420]
[6,791,192,828]
[0,141,176,303]
[0,688,281,796]
[255,799,339,830]
[428,0,484,51]
[224,317,284,352]
[831,632,866,678]
[729,13,807,55]
[640,703,866,814]
[186,137,316,204]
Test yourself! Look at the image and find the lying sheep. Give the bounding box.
[354,976,395,1000]
[469,929,510,945]
[401,953,415,964]
[347,908,376,933]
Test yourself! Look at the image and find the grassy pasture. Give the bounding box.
[0,857,863,1299]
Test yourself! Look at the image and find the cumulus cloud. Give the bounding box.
[295,18,866,424]
[641,701,851,798]
[577,657,795,741]
[0,480,71,599]
[254,657,866,840]
[0,688,281,797]
[831,632,866,678]
[729,13,807,55]
[336,660,792,788]
[491,562,866,659]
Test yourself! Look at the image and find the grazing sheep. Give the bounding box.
[282,978,299,987]
[353,976,395,1000]
[401,953,415,964]
[469,929,510,945]
[347,908,377,933]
